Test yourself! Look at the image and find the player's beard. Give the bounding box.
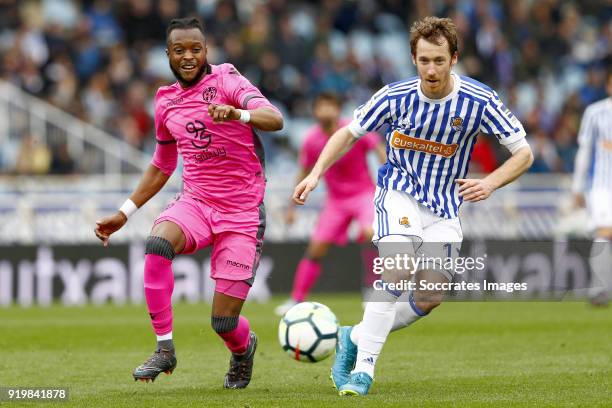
[169,61,209,88]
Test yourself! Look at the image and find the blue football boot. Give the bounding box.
[330,326,357,389]
[338,372,373,396]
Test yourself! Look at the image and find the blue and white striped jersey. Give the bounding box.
[572,97,612,193]
[348,72,526,219]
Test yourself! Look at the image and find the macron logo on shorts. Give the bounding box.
[226,260,250,270]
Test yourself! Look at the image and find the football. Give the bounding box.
[278,302,339,363]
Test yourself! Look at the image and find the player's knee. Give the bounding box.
[377,236,421,279]
[379,254,418,283]
[305,252,325,261]
[415,299,441,314]
[381,266,412,285]
[306,242,329,259]
[145,236,176,260]
[412,285,443,314]
[211,315,239,334]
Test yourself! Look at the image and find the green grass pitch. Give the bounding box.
[0,295,610,407]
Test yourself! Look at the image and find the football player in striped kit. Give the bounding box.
[573,69,612,307]
[293,16,533,396]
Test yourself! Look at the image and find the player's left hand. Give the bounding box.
[207,104,240,123]
[293,174,320,205]
[456,178,496,202]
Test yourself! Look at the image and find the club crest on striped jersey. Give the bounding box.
[450,116,463,132]
[202,86,217,103]
[399,216,410,227]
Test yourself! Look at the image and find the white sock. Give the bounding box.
[156,331,173,341]
[350,323,361,344]
[391,292,427,330]
[589,239,612,297]
[352,300,396,379]
[351,292,427,345]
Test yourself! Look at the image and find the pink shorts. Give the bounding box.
[154,194,265,287]
[311,191,375,245]
[215,278,251,300]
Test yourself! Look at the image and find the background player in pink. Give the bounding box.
[275,93,385,315]
[94,18,283,388]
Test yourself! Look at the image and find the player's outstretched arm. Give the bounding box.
[245,107,283,131]
[94,164,171,246]
[293,126,357,205]
[457,145,533,202]
[208,104,283,131]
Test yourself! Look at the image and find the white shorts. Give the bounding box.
[372,186,463,280]
[588,189,612,230]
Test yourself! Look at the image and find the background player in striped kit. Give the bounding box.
[94,18,283,388]
[293,16,533,396]
[573,69,612,307]
[275,92,385,316]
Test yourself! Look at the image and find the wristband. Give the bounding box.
[119,199,138,218]
[238,109,251,124]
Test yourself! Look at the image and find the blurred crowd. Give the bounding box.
[0,0,610,175]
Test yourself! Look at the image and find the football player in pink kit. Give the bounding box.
[275,93,385,315]
[94,18,283,388]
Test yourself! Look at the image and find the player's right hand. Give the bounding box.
[293,174,319,205]
[207,104,240,123]
[94,212,127,247]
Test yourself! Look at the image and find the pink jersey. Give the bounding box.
[152,63,280,213]
[300,119,380,201]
